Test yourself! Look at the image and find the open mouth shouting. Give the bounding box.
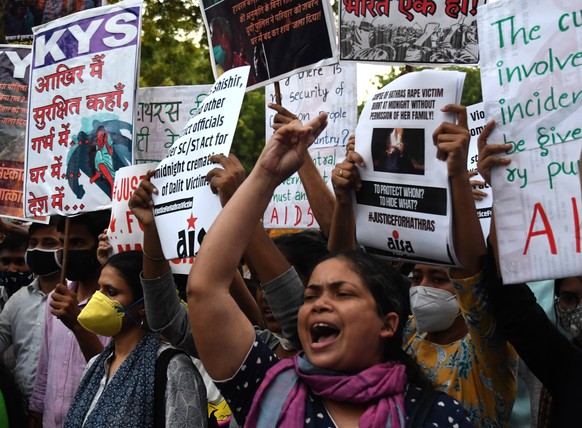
[310,322,340,349]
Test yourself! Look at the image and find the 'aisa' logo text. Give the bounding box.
[387,230,415,253]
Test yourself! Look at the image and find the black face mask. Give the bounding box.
[0,271,34,297]
[25,248,62,277]
[65,249,101,281]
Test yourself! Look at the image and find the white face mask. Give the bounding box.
[409,286,460,333]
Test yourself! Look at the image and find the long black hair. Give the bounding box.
[273,230,329,284]
[57,209,111,245]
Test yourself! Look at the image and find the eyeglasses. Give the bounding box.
[555,291,582,312]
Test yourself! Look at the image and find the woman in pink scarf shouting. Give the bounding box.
[184,113,473,428]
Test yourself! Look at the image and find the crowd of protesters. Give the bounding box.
[0,94,579,428]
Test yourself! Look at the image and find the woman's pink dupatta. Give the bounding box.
[245,354,407,428]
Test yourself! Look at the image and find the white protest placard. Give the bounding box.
[478,0,582,283]
[108,163,153,253]
[135,85,212,164]
[25,0,142,217]
[108,163,194,274]
[151,66,250,260]
[264,62,357,229]
[466,102,492,236]
[354,70,465,266]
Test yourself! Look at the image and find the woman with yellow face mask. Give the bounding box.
[64,251,208,428]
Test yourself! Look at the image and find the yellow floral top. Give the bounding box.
[404,271,518,427]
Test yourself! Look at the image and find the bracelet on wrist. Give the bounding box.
[142,248,165,261]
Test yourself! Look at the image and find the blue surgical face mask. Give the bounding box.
[213,44,226,67]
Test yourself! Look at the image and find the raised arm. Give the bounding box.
[207,152,308,342]
[475,119,511,277]
[207,151,309,351]
[128,169,171,279]
[129,173,198,355]
[477,121,576,397]
[327,135,363,252]
[433,105,485,278]
[206,153,289,286]
[269,103,335,237]
[187,113,328,380]
[442,112,518,424]
[206,153,279,327]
